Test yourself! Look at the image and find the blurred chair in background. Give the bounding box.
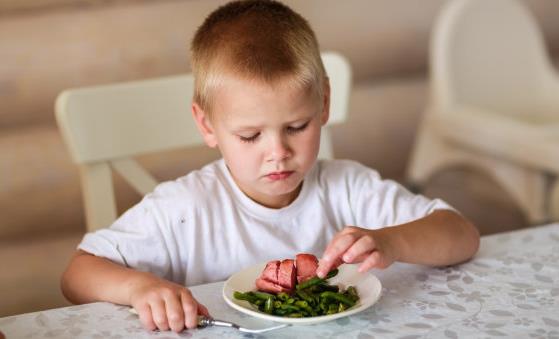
[55,52,352,232]
[407,0,559,224]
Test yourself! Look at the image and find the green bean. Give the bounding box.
[315,284,339,293]
[277,292,290,301]
[296,268,339,290]
[296,276,324,290]
[326,303,339,315]
[252,291,276,301]
[233,291,258,304]
[273,308,289,316]
[279,304,300,313]
[338,303,347,312]
[320,291,356,307]
[264,297,274,314]
[346,286,358,295]
[295,290,315,305]
[295,300,314,314]
[325,268,339,279]
[294,300,308,308]
[319,300,329,313]
[346,286,359,302]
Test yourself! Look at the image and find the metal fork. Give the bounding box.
[197,316,290,333]
[129,309,289,334]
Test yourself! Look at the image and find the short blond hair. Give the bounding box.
[190,0,326,114]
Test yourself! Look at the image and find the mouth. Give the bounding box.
[266,171,294,181]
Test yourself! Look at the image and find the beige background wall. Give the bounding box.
[1,0,558,316]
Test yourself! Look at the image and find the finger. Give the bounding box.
[322,226,359,255]
[137,303,156,331]
[342,235,376,263]
[150,299,169,331]
[180,291,199,329]
[318,233,358,277]
[316,226,360,277]
[164,292,185,333]
[322,231,358,261]
[197,303,210,317]
[320,227,356,260]
[317,257,344,278]
[340,226,360,235]
[358,251,382,273]
[348,252,370,263]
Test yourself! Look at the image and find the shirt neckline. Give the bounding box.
[216,159,315,220]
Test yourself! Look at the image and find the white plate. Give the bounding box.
[222,263,382,325]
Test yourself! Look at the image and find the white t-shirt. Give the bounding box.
[78,159,452,286]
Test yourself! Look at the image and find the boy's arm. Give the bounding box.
[376,209,480,266]
[317,209,480,277]
[61,249,147,305]
[61,250,209,331]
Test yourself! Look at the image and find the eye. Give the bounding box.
[286,121,310,135]
[238,132,260,143]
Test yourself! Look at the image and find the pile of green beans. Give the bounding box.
[233,269,360,317]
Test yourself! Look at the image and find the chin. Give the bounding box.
[266,180,302,196]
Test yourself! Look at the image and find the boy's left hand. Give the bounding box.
[316,226,396,278]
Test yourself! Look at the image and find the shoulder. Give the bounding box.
[144,159,226,213]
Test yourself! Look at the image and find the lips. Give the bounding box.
[266,171,294,180]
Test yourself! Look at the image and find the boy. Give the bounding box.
[61,0,480,333]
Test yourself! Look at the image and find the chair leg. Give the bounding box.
[80,163,118,232]
[408,118,548,224]
[483,161,547,225]
[407,120,457,187]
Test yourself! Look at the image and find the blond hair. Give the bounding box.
[190,0,326,114]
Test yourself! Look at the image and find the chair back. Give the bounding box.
[431,0,556,121]
[55,52,351,231]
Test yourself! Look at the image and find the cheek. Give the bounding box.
[298,126,322,154]
[221,141,260,172]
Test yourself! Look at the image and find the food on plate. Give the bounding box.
[234,253,360,317]
[295,253,319,284]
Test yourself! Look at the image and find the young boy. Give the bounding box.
[61,0,480,333]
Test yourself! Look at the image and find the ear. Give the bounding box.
[320,78,331,126]
[192,102,218,148]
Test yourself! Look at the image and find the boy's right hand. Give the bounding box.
[128,272,210,332]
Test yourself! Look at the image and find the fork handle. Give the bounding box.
[197,316,235,329]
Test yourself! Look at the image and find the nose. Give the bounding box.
[266,134,292,162]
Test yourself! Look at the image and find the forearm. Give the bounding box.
[61,250,154,305]
[379,209,480,266]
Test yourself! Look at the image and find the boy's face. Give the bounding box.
[192,76,329,208]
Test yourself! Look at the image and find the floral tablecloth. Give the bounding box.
[1,223,558,338]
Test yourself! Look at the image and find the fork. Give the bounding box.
[129,308,289,334]
[197,316,290,333]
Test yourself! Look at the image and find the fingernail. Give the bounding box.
[343,254,351,262]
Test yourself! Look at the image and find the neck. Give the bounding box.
[249,183,303,209]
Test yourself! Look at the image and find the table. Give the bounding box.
[1,223,558,338]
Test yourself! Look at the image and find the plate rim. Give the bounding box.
[222,262,382,325]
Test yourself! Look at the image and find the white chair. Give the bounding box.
[407,0,559,224]
[55,52,352,232]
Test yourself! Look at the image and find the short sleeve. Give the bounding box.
[77,194,173,280]
[349,163,454,229]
